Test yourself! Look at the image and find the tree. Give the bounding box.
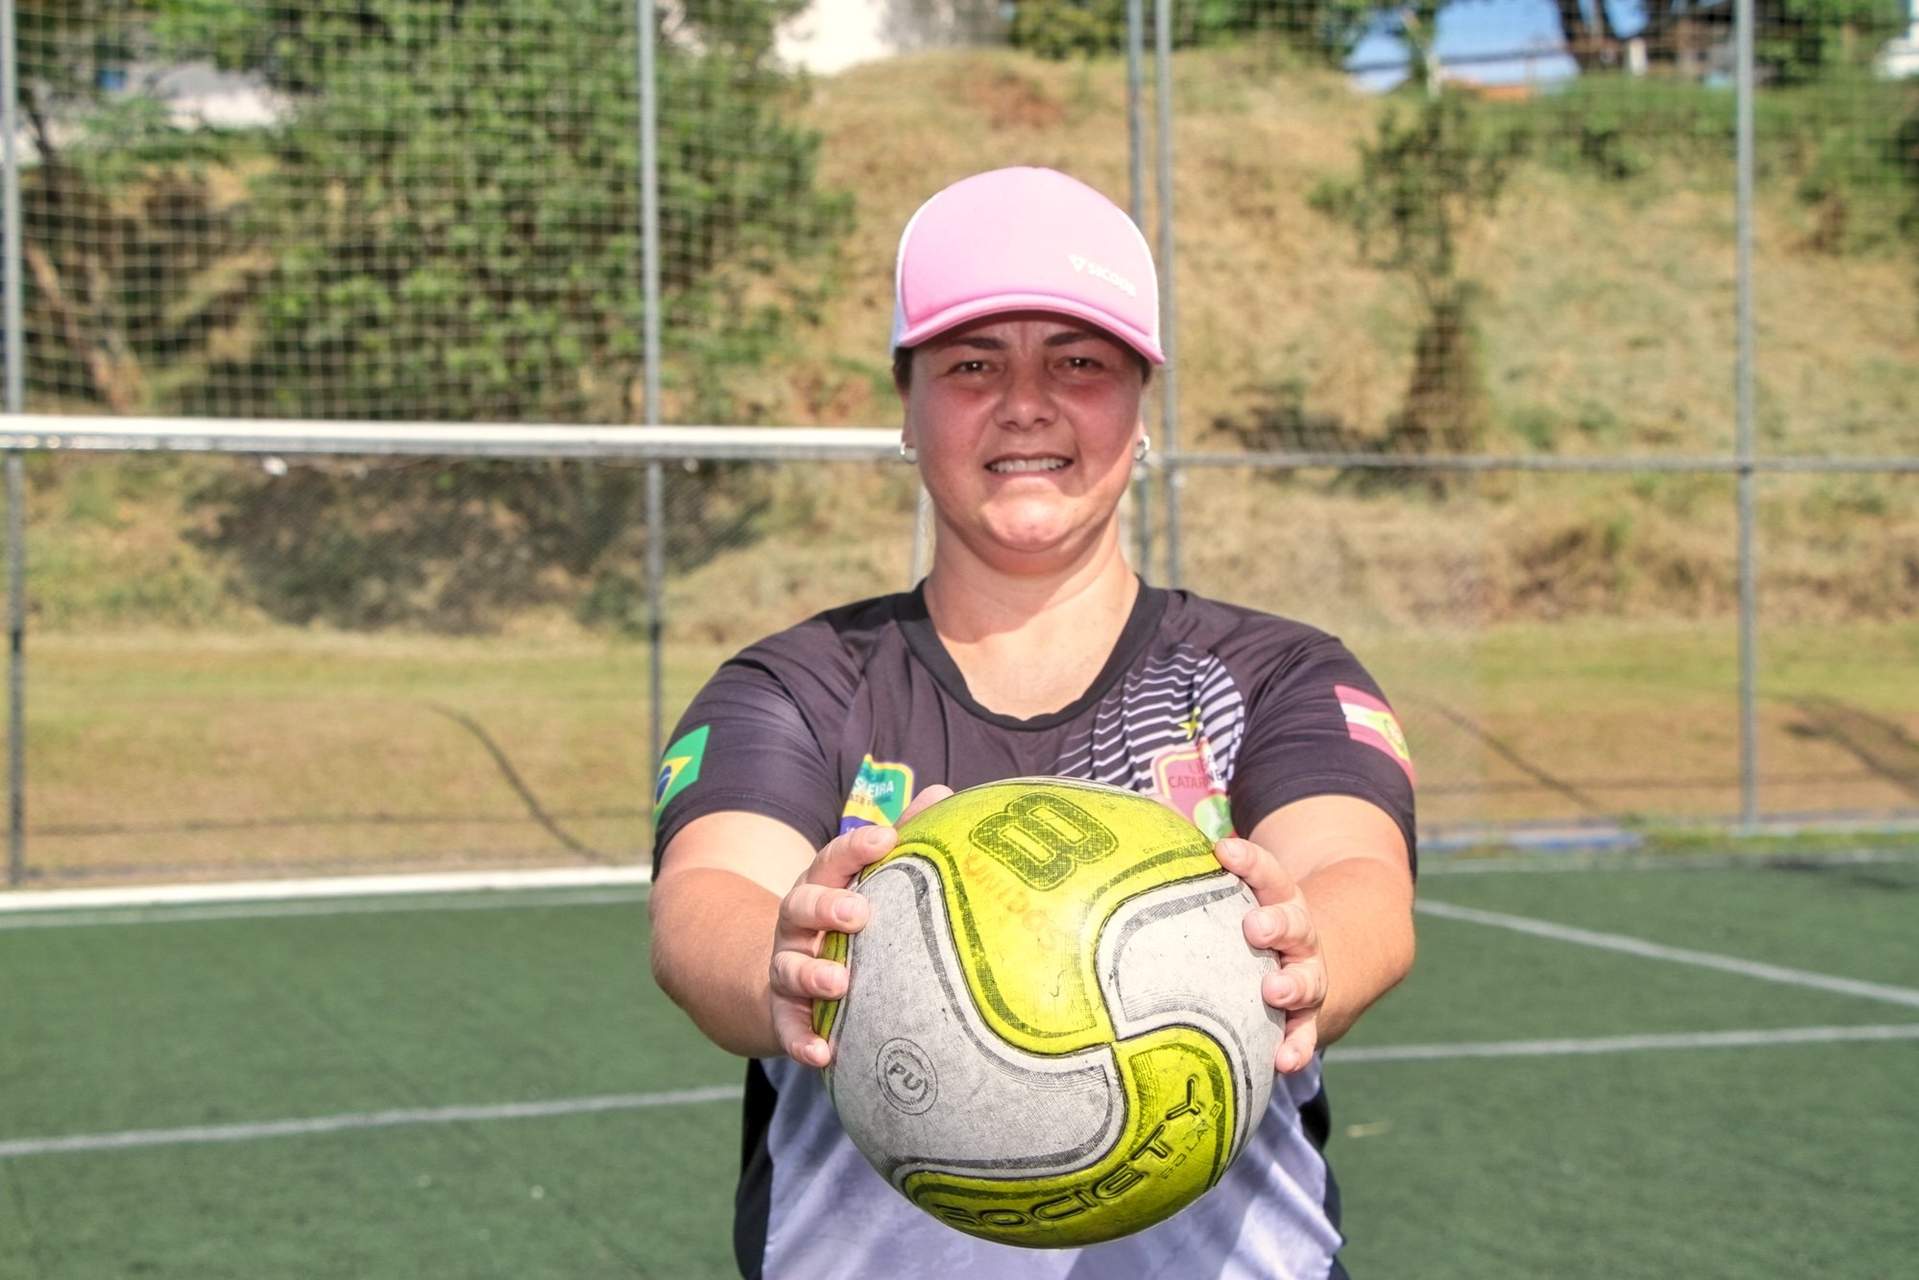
[1311,90,1523,482]
[1552,0,1623,73]
[11,2,200,413]
[1552,0,1906,83]
[1008,0,1377,64]
[166,0,844,425]
[1749,0,1906,85]
[150,0,850,629]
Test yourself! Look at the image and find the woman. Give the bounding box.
[649,167,1416,1279]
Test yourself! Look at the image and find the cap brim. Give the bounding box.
[894,292,1165,366]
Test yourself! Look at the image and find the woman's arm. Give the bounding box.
[649,810,812,1058]
[1215,794,1415,1073]
[649,790,953,1063]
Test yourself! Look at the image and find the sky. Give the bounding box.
[1346,0,1644,89]
[778,1,1917,86]
[774,0,1624,81]
[1353,0,1919,88]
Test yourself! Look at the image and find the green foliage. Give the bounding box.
[1501,78,1735,184]
[1797,122,1891,254]
[1008,0,1373,63]
[1313,92,1523,474]
[1757,0,1907,87]
[1312,92,1523,308]
[15,1,158,103]
[19,0,849,632]
[19,154,260,416]
[1010,0,1128,60]
[193,2,842,631]
[12,3,255,413]
[1904,109,1919,266]
[1491,72,1918,257]
[164,0,846,426]
[154,0,400,94]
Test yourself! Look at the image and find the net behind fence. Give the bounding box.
[4,2,1917,886]
[7,435,1913,887]
[13,443,921,885]
[13,0,863,427]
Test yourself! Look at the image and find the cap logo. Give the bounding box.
[1066,253,1138,298]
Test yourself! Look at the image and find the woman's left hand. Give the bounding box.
[1213,835,1326,1076]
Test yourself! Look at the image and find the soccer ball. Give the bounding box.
[813,777,1280,1248]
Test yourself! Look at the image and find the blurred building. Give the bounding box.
[777,0,1007,74]
[1877,8,1919,78]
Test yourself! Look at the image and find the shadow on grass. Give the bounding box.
[1788,697,1919,801]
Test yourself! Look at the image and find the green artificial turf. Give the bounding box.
[2,856,1914,1279]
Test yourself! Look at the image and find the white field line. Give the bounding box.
[0,865,653,913]
[2,842,1906,916]
[0,887,651,931]
[1423,847,1919,876]
[1417,899,1919,1010]
[8,1024,1915,1161]
[1333,1022,1919,1064]
[0,1086,743,1161]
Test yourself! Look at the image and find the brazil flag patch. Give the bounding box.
[839,754,915,833]
[653,725,710,824]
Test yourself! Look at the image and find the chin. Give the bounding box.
[982,514,1072,549]
[976,522,1096,567]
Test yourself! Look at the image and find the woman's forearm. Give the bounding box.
[649,866,784,1058]
[1296,855,1416,1046]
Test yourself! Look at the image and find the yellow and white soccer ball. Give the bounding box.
[813,777,1281,1249]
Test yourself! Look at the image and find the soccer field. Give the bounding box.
[3,850,1916,1279]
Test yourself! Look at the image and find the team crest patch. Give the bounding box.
[1148,738,1235,841]
[652,725,710,824]
[839,755,915,833]
[1335,685,1415,782]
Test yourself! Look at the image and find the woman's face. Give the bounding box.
[901,311,1147,575]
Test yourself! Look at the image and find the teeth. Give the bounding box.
[988,458,1069,474]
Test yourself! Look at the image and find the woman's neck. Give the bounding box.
[922,534,1141,719]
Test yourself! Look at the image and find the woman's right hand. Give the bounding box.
[768,785,954,1067]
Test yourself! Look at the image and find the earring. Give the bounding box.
[899,442,917,463]
[1133,435,1150,462]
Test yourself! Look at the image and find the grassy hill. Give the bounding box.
[14,47,1919,883]
[685,47,1919,635]
[18,46,1919,639]
[778,49,1917,451]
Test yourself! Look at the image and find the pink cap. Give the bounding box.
[891,167,1164,365]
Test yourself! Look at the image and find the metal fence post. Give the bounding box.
[1734,0,1759,831]
[1153,0,1181,588]
[4,457,18,889]
[1126,0,1151,580]
[636,0,666,804]
[3,0,26,886]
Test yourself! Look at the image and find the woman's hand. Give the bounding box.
[1214,834,1327,1076]
[768,785,955,1067]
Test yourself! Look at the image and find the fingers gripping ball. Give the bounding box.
[812,778,1281,1248]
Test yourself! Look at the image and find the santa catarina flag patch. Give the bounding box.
[1335,685,1415,782]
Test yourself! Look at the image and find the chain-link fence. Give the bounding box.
[3,1,1917,887]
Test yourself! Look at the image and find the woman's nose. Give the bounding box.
[995,360,1056,430]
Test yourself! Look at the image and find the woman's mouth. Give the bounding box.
[986,456,1071,474]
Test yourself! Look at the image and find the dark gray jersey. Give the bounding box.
[655,583,1415,1279]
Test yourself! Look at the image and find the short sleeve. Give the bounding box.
[1227,633,1418,870]
[650,650,848,873]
